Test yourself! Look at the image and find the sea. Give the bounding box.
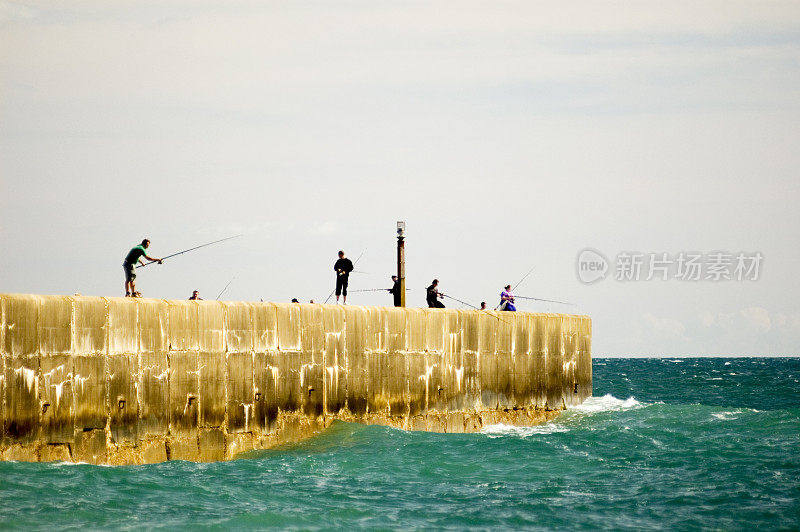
[1,357,798,530]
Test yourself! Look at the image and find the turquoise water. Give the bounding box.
[1,358,798,530]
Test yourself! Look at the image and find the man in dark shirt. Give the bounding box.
[426,279,445,308]
[333,250,354,304]
[123,239,162,297]
[189,290,202,300]
[388,275,401,307]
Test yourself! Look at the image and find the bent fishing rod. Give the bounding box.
[441,293,480,310]
[324,250,365,304]
[140,234,242,268]
[495,266,535,310]
[514,295,574,306]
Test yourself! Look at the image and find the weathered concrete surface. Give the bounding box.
[0,293,592,464]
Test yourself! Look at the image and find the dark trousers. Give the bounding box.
[428,300,445,308]
[336,275,349,297]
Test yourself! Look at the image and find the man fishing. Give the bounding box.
[389,275,401,307]
[426,279,446,308]
[123,239,162,297]
[333,250,354,304]
[499,284,517,311]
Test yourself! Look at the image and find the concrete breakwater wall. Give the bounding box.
[0,293,592,464]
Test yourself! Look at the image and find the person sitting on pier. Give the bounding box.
[499,285,516,311]
[427,279,446,308]
[123,239,162,297]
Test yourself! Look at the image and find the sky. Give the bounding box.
[1,0,799,356]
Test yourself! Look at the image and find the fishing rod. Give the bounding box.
[441,293,480,310]
[324,249,366,304]
[495,266,535,310]
[139,234,242,268]
[514,295,575,306]
[349,287,413,293]
[216,277,235,301]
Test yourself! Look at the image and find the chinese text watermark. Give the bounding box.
[576,249,762,284]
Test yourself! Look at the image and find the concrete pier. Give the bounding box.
[0,294,592,464]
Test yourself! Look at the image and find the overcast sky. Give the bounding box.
[2,0,799,356]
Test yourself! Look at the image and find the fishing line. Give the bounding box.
[139,235,242,268]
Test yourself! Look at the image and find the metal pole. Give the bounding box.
[397,221,406,307]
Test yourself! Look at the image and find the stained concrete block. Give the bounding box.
[40,296,72,356]
[300,350,324,419]
[366,307,388,353]
[300,304,324,356]
[387,308,407,353]
[384,352,409,417]
[407,352,427,416]
[426,352,446,412]
[224,302,254,354]
[443,310,461,357]
[254,352,279,432]
[137,299,168,354]
[276,351,302,413]
[405,308,426,353]
[73,428,107,464]
[3,295,39,357]
[199,352,225,428]
[344,306,368,416]
[322,306,346,416]
[169,434,200,462]
[168,351,199,433]
[254,303,278,353]
[108,298,138,355]
[5,355,40,442]
[441,349,466,412]
[109,353,138,443]
[73,297,106,356]
[227,352,254,432]
[478,351,499,410]
[72,354,106,431]
[276,303,301,352]
[197,302,225,354]
[546,316,565,409]
[478,311,497,355]
[424,310,444,353]
[138,352,169,437]
[40,443,71,462]
[199,428,226,462]
[168,301,198,352]
[39,354,73,443]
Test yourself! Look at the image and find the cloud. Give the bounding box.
[0,1,36,23]
[312,222,338,236]
[643,312,686,338]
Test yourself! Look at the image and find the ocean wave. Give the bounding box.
[481,423,569,438]
[569,394,642,413]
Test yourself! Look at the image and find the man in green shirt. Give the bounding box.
[123,239,162,297]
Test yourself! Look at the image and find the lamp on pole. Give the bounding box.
[397,221,406,307]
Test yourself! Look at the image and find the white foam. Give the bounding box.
[481,423,568,438]
[569,394,642,413]
[711,410,743,421]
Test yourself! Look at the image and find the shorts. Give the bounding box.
[124,263,136,283]
[336,275,349,296]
